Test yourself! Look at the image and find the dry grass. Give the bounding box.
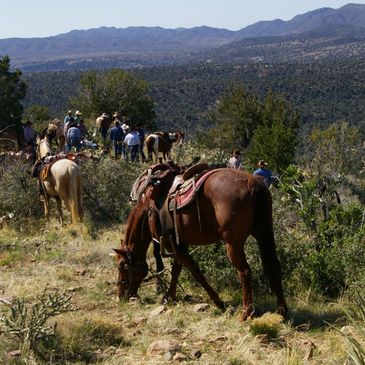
[0,221,356,364]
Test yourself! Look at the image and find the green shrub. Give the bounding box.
[0,157,43,230]
[249,312,284,339]
[80,158,144,232]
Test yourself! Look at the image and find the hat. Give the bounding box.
[257,160,268,168]
[75,110,82,115]
[101,112,108,118]
[113,112,120,118]
[232,149,242,157]
[68,110,72,114]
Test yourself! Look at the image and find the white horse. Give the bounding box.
[36,136,84,225]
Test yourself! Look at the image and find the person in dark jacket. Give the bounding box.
[109,120,125,159]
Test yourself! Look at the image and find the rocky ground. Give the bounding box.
[0,222,360,364]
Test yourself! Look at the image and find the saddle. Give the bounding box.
[157,164,225,254]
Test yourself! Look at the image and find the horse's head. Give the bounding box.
[36,134,52,159]
[113,243,148,300]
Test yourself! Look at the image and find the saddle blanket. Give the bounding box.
[168,169,222,210]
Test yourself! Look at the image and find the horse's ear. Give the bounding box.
[113,248,123,255]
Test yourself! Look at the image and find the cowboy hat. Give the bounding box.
[101,112,108,118]
[113,112,120,117]
[257,160,268,168]
[75,110,82,115]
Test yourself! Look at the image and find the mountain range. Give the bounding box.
[1,3,365,71]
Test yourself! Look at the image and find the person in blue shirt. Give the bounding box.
[253,160,276,188]
[109,120,125,159]
[67,123,82,152]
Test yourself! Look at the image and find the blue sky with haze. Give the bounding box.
[1,0,365,39]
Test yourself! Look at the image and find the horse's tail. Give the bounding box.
[252,181,287,310]
[68,165,82,224]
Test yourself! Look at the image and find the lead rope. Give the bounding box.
[193,179,202,232]
[172,194,180,251]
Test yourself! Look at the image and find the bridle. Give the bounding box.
[117,247,148,296]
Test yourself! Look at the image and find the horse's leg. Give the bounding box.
[153,240,164,292]
[43,197,50,221]
[254,229,287,317]
[226,242,254,321]
[163,259,183,302]
[174,245,225,310]
[55,196,63,225]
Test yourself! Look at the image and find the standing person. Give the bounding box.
[63,116,74,142]
[77,119,88,140]
[253,160,276,188]
[67,122,82,152]
[227,149,242,169]
[64,110,73,124]
[97,112,111,144]
[23,121,35,146]
[74,110,82,125]
[121,116,130,135]
[109,120,125,159]
[136,124,146,162]
[124,126,141,162]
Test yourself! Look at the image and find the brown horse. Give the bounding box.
[46,119,65,152]
[145,131,184,163]
[35,135,84,225]
[114,163,287,321]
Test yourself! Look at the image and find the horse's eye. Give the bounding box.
[124,264,129,270]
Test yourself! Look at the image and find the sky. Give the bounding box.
[1,0,365,39]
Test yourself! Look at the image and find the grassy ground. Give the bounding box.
[0,220,360,365]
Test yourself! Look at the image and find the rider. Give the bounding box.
[253,160,276,188]
[227,149,242,169]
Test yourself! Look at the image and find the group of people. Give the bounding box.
[104,112,146,162]
[227,149,276,188]
[63,110,88,152]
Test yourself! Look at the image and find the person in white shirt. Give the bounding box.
[227,149,242,169]
[124,126,141,162]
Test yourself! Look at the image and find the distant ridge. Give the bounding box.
[1,3,365,71]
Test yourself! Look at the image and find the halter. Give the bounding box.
[117,247,148,296]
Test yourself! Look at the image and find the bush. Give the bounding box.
[81,158,144,233]
[249,312,284,339]
[0,157,43,230]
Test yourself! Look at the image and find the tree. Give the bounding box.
[0,56,27,130]
[206,84,262,150]
[70,69,156,130]
[203,84,299,171]
[23,104,51,130]
[246,91,299,171]
[305,121,363,177]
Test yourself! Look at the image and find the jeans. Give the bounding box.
[113,141,123,158]
[69,137,81,152]
[126,144,140,162]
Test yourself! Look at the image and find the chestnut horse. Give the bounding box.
[114,163,287,321]
[145,131,184,163]
[35,136,84,225]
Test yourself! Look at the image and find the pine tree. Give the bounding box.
[0,56,27,131]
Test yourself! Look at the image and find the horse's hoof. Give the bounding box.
[239,304,256,322]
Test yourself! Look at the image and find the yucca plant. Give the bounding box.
[339,289,365,365]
